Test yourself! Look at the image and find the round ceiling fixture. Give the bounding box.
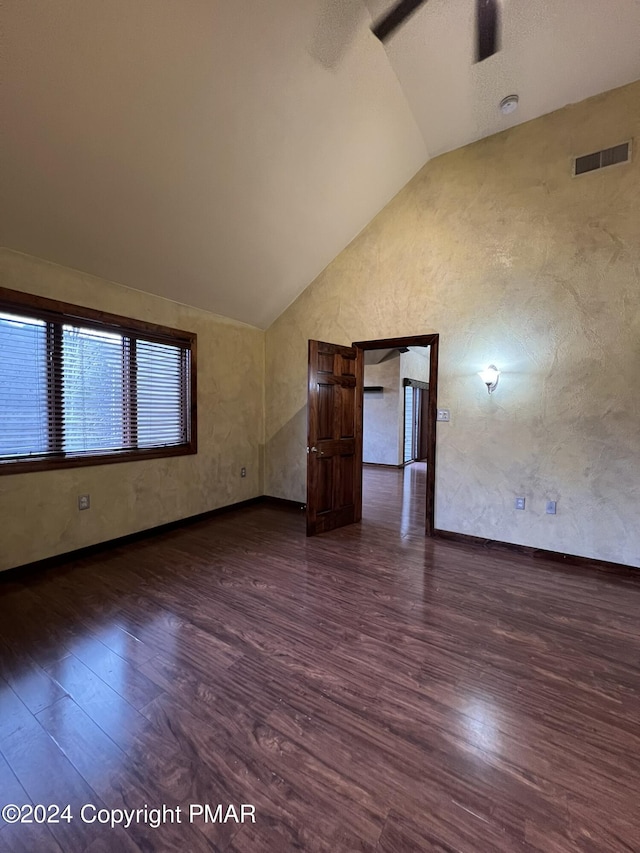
[499,94,519,115]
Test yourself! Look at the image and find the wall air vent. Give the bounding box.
[574,141,631,176]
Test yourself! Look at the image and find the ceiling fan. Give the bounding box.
[372,0,500,62]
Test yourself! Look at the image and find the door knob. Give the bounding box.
[310,446,324,456]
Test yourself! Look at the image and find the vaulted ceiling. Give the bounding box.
[2,1,639,328]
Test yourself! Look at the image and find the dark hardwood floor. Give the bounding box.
[1,467,639,852]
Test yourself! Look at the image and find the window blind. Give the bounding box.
[0,313,49,458]
[136,339,188,449]
[62,325,127,454]
[0,294,195,471]
[403,385,415,464]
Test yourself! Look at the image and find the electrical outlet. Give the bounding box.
[240,467,247,478]
[515,497,525,510]
[546,501,557,514]
[436,409,450,422]
[78,494,90,511]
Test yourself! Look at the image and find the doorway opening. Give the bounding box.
[305,334,438,537]
[353,335,438,536]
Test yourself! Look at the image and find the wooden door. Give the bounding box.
[306,340,363,536]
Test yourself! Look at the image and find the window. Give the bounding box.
[403,378,429,464]
[0,288,196,473]
[403,384,416,464]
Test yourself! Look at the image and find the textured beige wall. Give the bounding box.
[265,82,640,568]
[0,249,264,572]
[363,359,401,465]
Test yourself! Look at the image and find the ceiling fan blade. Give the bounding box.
[371,0,429,43]
[476,0,499,62]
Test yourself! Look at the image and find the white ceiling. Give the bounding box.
[366,0,640,156]
[2,1,639,328]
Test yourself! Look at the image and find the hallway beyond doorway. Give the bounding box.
[362,462,426,538]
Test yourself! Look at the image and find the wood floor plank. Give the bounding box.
[229,819,377,853]
[36,696,129,795]
[141,690,375,851]
[25,586,165,710]
[377,807,537,853]
[36,695,213,853]
[83,834,145,853]
[0,587,73,668]
[1,465,639,851]
[0,635,68,714]
[43,654,154,751]
[265,679,570,848]
[66,634,163,711]
[84,622,158,668]
[0,750,30,830]
[0,821,65,852]
[0,686,106,851]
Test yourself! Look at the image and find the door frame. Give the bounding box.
[352,334,439,536]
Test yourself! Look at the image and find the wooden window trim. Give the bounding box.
[0,287,197,475]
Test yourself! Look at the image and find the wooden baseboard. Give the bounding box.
[363,462,404,469]
[1,496,266,579]
[433,528,638,574]
[263,496,306,511]
[6,503,634,581]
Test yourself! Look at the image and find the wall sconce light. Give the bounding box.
[478,364,500,394]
